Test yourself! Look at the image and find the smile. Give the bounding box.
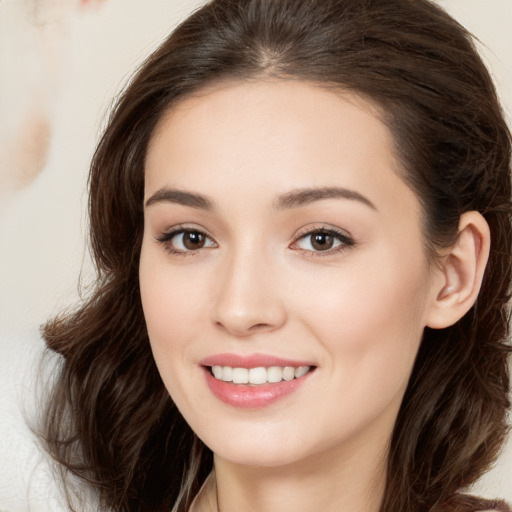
[210,365,311,385]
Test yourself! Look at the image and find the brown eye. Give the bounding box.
[159,229,216,253]
[182,231,206,250]
[293,228,353,254]
[310,232,335,251]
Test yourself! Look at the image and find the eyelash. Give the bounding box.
[155,226,355,257]
[156,226,217,256]
[291,226,355,256]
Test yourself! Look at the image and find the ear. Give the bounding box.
[426,211,490,329]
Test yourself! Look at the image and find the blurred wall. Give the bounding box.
[0,0,206,336]
[0,0,511,504]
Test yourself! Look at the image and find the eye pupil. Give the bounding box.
[312,233,334,251]
[183,231,205,250]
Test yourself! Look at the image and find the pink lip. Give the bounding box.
[200,353,315,409]
[200,353,314,368]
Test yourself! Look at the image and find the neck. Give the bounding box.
[212,436,387,512]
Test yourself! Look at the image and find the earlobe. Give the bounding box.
[426,211,490,329]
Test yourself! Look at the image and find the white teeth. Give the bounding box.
[283,366,295,381]
[221,366,232,382]
[267,366,283,383]
[232,367,249,384]
[212,366,223,379]
[295,366,309,378]
[211,365,311,384]
[248,367,267,385]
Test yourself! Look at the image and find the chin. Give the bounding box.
[196,423,309,468]
[213,444,305,469]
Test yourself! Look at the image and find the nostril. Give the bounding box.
[214,320,273,336]
[249,323,273,331]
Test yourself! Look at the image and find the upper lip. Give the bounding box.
[200,353,315,368]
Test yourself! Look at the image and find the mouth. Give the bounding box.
[200,354,316,408]
[208,365,313,385]
[201,358,316,408]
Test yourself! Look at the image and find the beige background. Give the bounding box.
[0,0,511,508]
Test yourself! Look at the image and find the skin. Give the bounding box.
[139,80,489,512]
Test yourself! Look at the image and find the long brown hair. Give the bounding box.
[41,0,512,511]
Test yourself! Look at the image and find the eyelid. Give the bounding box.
[290,224,355,254]
[155,224,217,255]
[154,223,354,256]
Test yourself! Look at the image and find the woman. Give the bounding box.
[41,0,511,511]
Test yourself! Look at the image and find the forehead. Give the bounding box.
[149,79,389,159]
[144,79,419,221]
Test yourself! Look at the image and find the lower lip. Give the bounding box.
[204,368,310,408]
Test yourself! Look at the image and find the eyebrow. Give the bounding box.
[144,186,376,211]
[145,188,213,210]
[275,187,377,211]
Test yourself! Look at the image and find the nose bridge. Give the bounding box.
[213,237,286,336]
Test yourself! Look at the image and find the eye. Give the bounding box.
[292,227,354,254]
[157,228,216,254]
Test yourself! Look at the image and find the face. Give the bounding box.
[139,80,439,470]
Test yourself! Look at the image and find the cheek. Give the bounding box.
[139,247,209,371]
[294,247,429,379]
[290,256,429,443]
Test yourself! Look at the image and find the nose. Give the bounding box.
[212,247,287,337]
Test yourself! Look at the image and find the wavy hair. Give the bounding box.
[41,0,512,511]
